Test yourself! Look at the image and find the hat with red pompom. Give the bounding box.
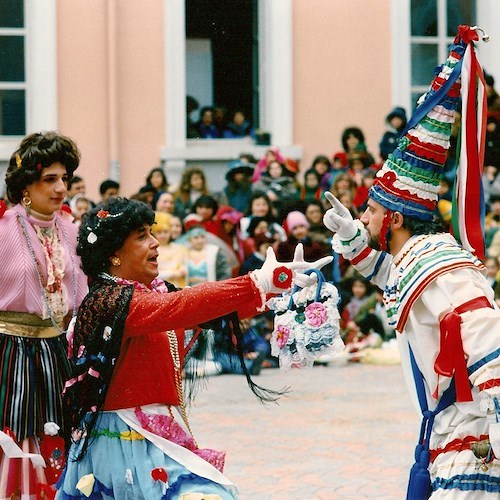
[369,25,488,258]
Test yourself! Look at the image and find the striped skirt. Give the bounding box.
[0,331,72,498]
[0,331,71,441]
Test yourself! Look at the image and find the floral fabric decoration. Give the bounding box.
[0,200,7,218]
[272,266,293,289]
[275,325,290,348]
[305,302,327,327]
[267,270,344,370]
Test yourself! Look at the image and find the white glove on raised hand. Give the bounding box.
[323,191,358,240]
[252,243,332,294]
[291,243,332,288]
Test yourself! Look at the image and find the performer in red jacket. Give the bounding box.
[58,196,330,499]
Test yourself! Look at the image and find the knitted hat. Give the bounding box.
[225,159,254,181]
[369,26,480,222]
[285,211,309,233]
[216,205,243,225]
[386,106,408,127]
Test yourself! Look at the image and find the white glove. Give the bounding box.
[323,191,358,240]
[252,243,332,294]
[293,272,317,289]
[291,243,332,288]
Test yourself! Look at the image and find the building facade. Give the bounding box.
[0,0,499,199]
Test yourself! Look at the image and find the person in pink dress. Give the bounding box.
[0,131,88,498]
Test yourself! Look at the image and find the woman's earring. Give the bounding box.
[22,193,32,217]
[111,257,121,267]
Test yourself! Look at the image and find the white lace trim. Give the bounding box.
[249,271,267,312]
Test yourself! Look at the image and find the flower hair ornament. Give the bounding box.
[15,153,22,168]
[86,209,123,244]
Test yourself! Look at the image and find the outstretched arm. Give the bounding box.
[323,192,392,290]
[126,244,333,335]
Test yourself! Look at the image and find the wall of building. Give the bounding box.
[56,0,394,200]
[293,0,391,171]
[58,0,165,200]
[54,1,497,201]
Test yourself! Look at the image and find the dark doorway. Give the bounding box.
[186,0,258,128]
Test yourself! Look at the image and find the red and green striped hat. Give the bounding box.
[369,26,485,227]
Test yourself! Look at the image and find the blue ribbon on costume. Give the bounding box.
[406,346,457,499]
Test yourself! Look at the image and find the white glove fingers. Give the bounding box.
[265,245,278,263]
[329,194,350,217]
[308,256,333,270]
[293,272,318,288]
[324,191,335,205]
[292,243,305,263]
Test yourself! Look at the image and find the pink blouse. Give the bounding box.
[0,204,88,320]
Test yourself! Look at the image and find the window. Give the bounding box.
[185,0,258,138]
[409,0,476,106]
[0,0,26,135]
[162,0,295,178]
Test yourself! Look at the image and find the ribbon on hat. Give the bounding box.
[451,34,487,260]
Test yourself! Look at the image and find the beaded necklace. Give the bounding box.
[17,213,79,334]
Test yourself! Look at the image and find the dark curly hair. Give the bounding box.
[402,215,446,236]
[78,197,155,279]
[5,131,80,204]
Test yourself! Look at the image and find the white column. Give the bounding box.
[106,0,120,181]
[163,0,187,182]
[259,0,293,147]
[390,0,411,113]
[26,0,57,131]
[164,0,186,150]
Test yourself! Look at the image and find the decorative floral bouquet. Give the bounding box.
[267,269,344,370]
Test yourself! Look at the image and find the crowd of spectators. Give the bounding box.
[14,88,500,373]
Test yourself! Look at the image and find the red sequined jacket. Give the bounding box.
[104,275,263,410]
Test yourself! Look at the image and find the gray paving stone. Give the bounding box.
[190,362,419,499]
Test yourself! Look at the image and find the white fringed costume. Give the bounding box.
[333,225,500,498]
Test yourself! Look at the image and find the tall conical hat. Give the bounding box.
[369,26,488,257]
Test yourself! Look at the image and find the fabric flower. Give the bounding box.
[275,325,290,348]
[97,209,110,219]
[44,422,60,436]
[0,200,7,218]
[272,266,293,289]
[102,326,112,341]
[305,302,327,327]
[295,312,306,324]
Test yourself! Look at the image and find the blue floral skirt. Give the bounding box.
[56,411,237,499]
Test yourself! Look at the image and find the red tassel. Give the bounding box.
[379,210,393,252]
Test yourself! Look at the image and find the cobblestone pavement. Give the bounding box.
[190,361,419,499]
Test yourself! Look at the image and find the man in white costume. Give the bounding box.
[323,25,500,498]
